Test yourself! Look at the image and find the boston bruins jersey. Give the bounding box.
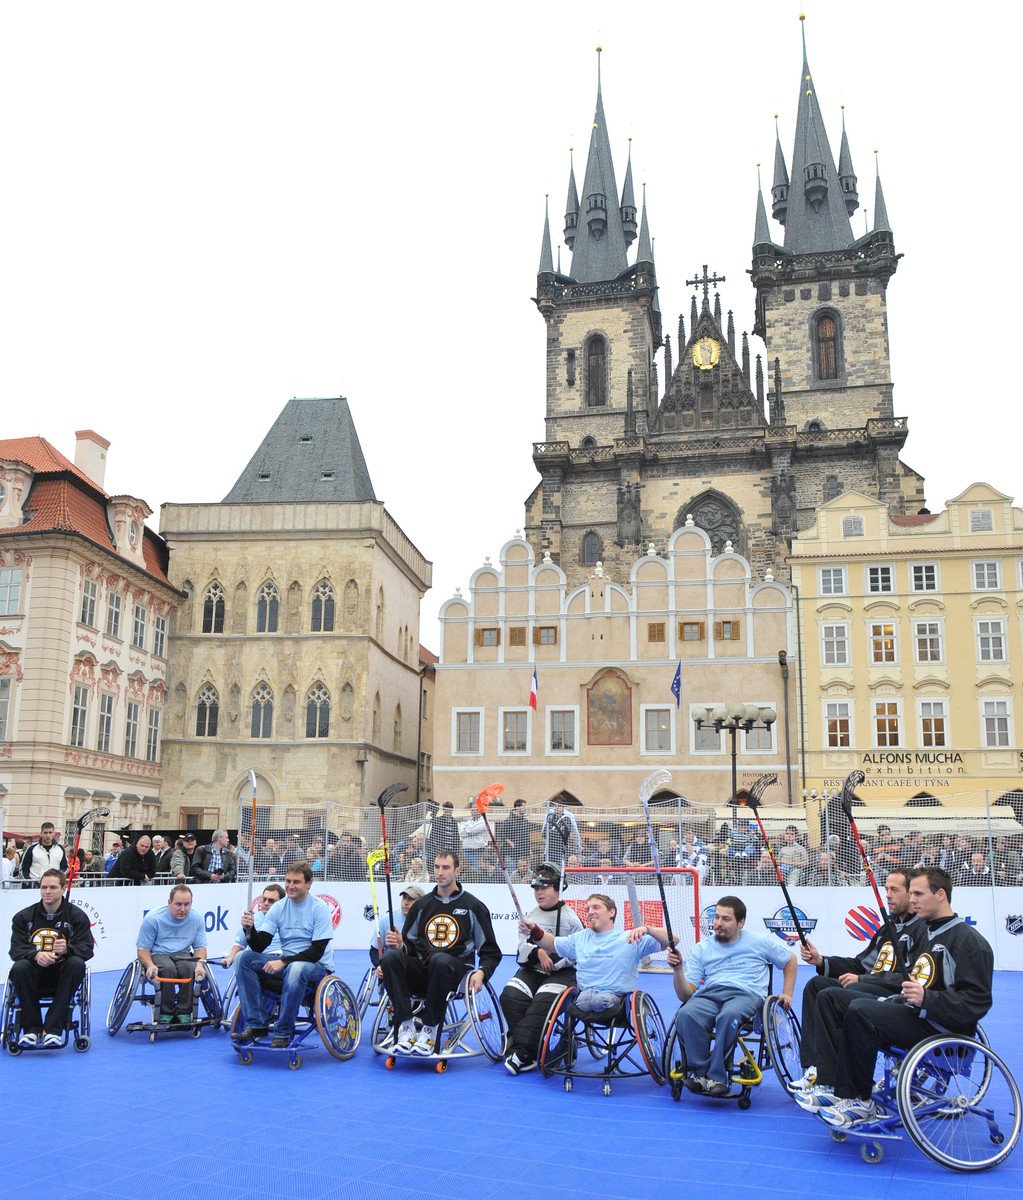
[401,885,501,982]
[902,915,993,1036]
[819,914,925,990]
[10,899,94,963]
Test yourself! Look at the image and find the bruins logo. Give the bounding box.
[425,913,460,949]
[31,927,60,954]
[870,942,896,974]
[910,952,935,988]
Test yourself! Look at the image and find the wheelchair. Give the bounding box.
[356,965,383,1020]
[106,958,223,1041]
[1,968,92,1054]
[371,973,507,1072]
[228,972,360,1069]
[538,987,666,1096]
[663,994,795,1110]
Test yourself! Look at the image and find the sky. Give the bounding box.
[2,2,1018,647]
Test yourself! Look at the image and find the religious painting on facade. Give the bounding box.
[586,668,632,746]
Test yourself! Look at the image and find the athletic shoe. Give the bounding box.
[504,1051,537,1075]
[18,1032,39,1047]
[685,1075,707,1095]
[234,1026,268,1045]
[787,1066,818,1094]
[411,1024,438,1056]
[158,1013,174,1025]
[819,1097,882,1128]
[395,1020,418,1053]
[42,1033,62,1048]
[793,1085,835,1114]
[270,1034,292,1049]
[173,1013,191,1025]
[705,1078,729,1098]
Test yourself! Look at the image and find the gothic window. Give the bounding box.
[580,435,597,450]
[585,335,608,407]
[677,492,743,556]
[375,588,385,641]
[195,684,219,737]
[250,682,273,738]
[310,580,335,632]
[814,312,840,380]
[581,531,601,565]
[202,583,225,633]
[305,682,330,739]
[394,704,402,753]
[372,692,381,743]
[344,579,359,624]
[824,476,841,502]
[256,581,279,633]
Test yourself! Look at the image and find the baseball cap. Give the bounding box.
[400,885,425,902]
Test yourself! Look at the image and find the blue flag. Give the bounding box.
[670,661,682,709]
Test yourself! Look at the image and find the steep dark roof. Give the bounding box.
[224,396,377,504]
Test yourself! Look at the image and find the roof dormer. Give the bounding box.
[107,495,152,566]
[0,458,33,530]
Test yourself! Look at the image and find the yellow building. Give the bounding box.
[789,483,1023,803]
[434,527,795,811]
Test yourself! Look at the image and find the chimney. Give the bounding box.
[74,429,110,489]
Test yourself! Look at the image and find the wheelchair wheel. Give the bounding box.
[1,979,20,1054]
[466,978,506,1063]
[763,994,802,1093]
[371,991,394,1051]
[198,973,223,1023]
[106,961,141,1036]
[539,987,578,1077]
[897,1035,1022,1172]
[631,991,666,1086]
[315,976,361,1061]
[78,968,92,1041]
[220,976,238,1026]
[661,1024,688,1101]
[356,967,377,1019]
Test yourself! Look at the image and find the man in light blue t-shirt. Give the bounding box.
[670,894,795,1096]
[136,884,208,1024]
[234,862,335,1048]
[523,892,671,1012]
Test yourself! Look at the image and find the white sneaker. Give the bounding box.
[42,1032,62,1048]
[819,1097,882,1128]
[411,1024,438,1056]
[394,1020,418,1053]
[18,1031,38,1047]
[793,1085,834,1114]
[787,1066,818,1094]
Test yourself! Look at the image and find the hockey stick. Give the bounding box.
[65,806,110,900]
[637,769,676,950]
[836,770,908,970]
[245,769,257,907]
[740,777,810,948]
[474,782,525,921]
[366,846,387,956]
[377,783,408,932]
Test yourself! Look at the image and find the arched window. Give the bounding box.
[394,704,402,753]
[201,583,225,634]
[372,692,381,743]
[580,435,597,450]
[824,475,841,502]
[581,531,601,565]
[310,580,335,632]
[585,336,608,407]
[676,491,743,556]
[815,313,839,380]
[195,684,219,737]
[250,683,273,738]
[256,582,279,633]
[305,682,330,739]
[375,588,385,642]
[344,579,359,624]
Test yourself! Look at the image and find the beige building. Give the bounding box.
[789,483,1023,804]
[0,431,180,844]
[434,527,796,811]
[159,397,432,831]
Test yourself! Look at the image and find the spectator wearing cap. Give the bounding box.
[104,839,123,874]
[500,863,583,1075]
[170,835,195,880]
[327,832,363,882]
[370,884,423,973]
[280,834,305,872]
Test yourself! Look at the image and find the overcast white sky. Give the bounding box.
[2,2,1017,646]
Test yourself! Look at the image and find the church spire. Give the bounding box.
[538,195,554,275]
[635,184,653,264]
[754,164,774,249]
[620,139,637,247]
[872,152,892,234]
[771,115,789,224]
[838,107,859,216]
[563,148,579,250]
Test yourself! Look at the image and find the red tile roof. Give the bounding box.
[419,644,439,666]
[0,436,100,492]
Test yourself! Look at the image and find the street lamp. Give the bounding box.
[695,702,778,805]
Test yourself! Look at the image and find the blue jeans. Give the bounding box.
[236,952,329,1036]
[674,984,761,1084]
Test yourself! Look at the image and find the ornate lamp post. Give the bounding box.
[695,702,778,805]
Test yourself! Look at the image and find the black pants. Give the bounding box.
[380,949,465,1028]
[9,957,86,1035]
[500,966,576,1057]
[833,996,937,1099]
[801,975,892,1071]
[152,953,197,1016]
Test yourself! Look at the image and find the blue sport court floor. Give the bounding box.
[4,952,1021,1200]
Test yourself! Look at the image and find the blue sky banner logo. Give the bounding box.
[763,906,817,943]
[845,906,881,941]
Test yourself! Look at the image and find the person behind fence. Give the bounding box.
[669,894,795,1097]
[8,869,93,1047]
[234,861,335,1048]
[542,801,581,862]
[810,867,994,1129]
[191,829,236,883]
[151,835,173,875]
[499,798,533,863]
[521,892,672,1016]
[223,884,285,969]
[135,884,208,1025]
[775,825,808,884]
[107,833,155,884]
[380,850,501,1056]
[500,863,583,1075]
[20,822,69,882]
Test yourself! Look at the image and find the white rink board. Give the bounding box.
[3,883,1022,981]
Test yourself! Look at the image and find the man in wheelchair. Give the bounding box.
[136,884,209,1025]
[669,894,795,1096]
[8,869,93,1047]
[812,867,994,1129]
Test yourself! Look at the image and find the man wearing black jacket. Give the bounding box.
[191,830,236,883]
[8,869,93,1047]
[106,834,155,884]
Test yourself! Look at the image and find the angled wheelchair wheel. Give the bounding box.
[631,991,666,1086]
[662,1023,688,1101]
[315,975,361,1061]
[220,976,238,1026]
[198,973,223,1023]
[897,1035,1022,1172]
[371,990,394,1052]
[356,967,377,1019]
[1,979,20,1054]
[763,994,802,1093]
[539,987,578,1077]
[106,961,142,1036]
[466,978,506,1063]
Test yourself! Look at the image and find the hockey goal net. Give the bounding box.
[562,866,701,966]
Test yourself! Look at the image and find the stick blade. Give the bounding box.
[377,782,409,810]
[638,769,672,805]
[474,782,505,814]
[839,769,866,816]
[247,769,257,791]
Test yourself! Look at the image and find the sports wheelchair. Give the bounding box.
[356,965,383,1020]
[228,972,360,1069]
[538,987,666,1096]
[663,994,797,1109]
[1,968,92,1054]
[371,974,507,1072]
[106,958,223,1041]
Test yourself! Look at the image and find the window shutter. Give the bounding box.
[473,629,483,647]
[713,621,723,640]
[532,627,541,646]
[698,621,706,640]
[731,621,741,640]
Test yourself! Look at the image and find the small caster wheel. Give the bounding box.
[149,1032,157,1043]
[191,1026,201,1038]
[74,1037,91,1052]
[385,1056,396,1069]
[436,1060,447,1073]
[238,1050,254,1065]
[7,1043,23,1057]
[564,1079,573,1092]
[828,1130,847,1143]
[288,1054,302,1070]
[603,1082,612,1097]
[671,1083,682,1102]
[738,1096,751,1111]
[860,1142,884,1164]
